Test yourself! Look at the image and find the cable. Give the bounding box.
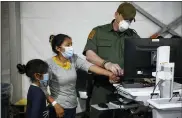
[150,79,163,99]
[169,94,176,102]
[148,79,162,116]
[178,93,182,101]
[169,92,181,102]
[150,70,160,99]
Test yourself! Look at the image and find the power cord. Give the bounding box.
[150,70,161,99]
[169,92,178,102]
[178,93,182,101]
[169,92,182,102]
[150,80,163,99]
[148,79,163,115]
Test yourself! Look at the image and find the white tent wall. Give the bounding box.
[3,1,177,113]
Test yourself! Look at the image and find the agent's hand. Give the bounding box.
[104,62,124,76]
[54,103,64,118]
[108,73,120,83]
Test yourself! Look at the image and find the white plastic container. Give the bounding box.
[147,97,182,118]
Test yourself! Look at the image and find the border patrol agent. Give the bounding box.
[83,2,140,118]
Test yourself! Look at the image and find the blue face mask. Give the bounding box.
[40,73,49,86]
[61,46,74,59]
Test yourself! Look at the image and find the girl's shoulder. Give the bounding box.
[28,85,45,99]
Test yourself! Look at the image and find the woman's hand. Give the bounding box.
[54,103,64,118]
[88,65,121,83]
[108,73,120,83]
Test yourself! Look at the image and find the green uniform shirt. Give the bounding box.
[83,20,140,68]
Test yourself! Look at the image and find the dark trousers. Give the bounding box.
[90,85,116,118]
[49,105,76,118]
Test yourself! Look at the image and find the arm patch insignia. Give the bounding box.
[88,30,96,40]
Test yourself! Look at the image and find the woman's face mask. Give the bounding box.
[119,20,131,32]
[61,46,74,59]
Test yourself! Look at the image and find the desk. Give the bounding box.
[91,103,140,118]
[91,103,118,111]
[113,82,182,106]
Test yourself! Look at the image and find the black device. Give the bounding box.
[123,38,182,84]
[98,103,108,108]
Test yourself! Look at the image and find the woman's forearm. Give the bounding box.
[89,65,112,77]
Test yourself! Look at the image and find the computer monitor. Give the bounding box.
[123,38,182,83]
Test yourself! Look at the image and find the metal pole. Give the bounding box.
[129,2,180,36]
[9,1,22,103]
[155,16,182,37]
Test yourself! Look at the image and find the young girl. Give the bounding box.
[17,59,49,118]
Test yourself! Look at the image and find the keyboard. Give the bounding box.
[121,78,155,88]
[122,82,144,88]
[109,101,139,109]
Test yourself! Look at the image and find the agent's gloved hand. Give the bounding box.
[104,62,124,76]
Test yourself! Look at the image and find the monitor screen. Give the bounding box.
[123,38,182,82]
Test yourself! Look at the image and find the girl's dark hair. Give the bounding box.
[17,59,49,82]
[49,34,71,54]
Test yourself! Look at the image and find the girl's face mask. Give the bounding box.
[39,73,49,86]
[40,74,49,82]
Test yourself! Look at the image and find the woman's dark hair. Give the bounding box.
[49,34,71,54]
[17,59,49,82]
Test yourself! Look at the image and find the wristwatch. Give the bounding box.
[102,60,109,68]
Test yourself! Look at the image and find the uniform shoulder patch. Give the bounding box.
[88,30,96,40]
